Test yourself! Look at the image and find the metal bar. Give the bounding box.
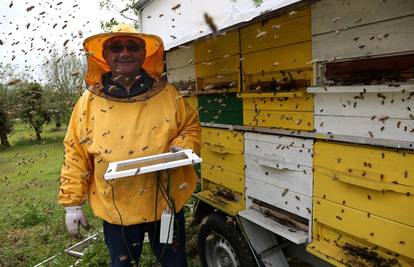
[33,254,59,267]
[64,232,101,255]
[65,250,84,258]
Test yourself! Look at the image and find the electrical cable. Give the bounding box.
[151,171,160,266]
[157,170,179,262]
[104,170,180,266]
[105,179,136,265]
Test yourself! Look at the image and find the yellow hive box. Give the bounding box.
[194,31,240,93]
[240,6,312,92]
[240,6,314,131]
[241,92,314,131]
[196,127,245,216]
[308,141,414,266]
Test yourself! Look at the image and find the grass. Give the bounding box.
[0,121,201,267]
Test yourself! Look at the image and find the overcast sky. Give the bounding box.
[0,0,133,82]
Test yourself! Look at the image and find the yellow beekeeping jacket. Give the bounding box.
[58,81,201,225]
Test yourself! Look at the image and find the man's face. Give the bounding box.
[102,36,146,78]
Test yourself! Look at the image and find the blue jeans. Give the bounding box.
[103,210,187,267]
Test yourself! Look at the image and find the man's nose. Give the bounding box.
[119,48,131,56]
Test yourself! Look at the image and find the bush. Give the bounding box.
[17,202,48,228]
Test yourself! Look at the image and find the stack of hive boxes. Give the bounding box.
[193,31,245,215]
[240,6,315,244]
[307,0,414,266]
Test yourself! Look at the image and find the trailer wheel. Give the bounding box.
[198,213,256,267]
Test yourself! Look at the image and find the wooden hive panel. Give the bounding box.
[198,93,243,125]
[308,141,414,265]
[312,0,414,61]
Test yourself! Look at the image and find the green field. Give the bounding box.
[0,122,200,267]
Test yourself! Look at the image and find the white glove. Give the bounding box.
[65,205,89,236]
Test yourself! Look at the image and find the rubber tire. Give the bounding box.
[198,213,257,267]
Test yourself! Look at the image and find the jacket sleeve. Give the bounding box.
[170,87,202,155]
[58,98,92,207]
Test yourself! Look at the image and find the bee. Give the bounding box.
[256,30,267,38]
[204,13,217,33]
[79,137,91,145]
[138,188,147,195]
[171,4,181,11]
[178,182,188,191]
[206,233,216,241]
[272,24,281,30]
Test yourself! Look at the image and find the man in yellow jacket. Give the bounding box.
[58,24,201,267]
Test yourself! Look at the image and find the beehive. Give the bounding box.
[240,7,314,131]
[194,30,240,94]
[197,93,243,125]
[308,141,414,266]
[196,127,245,215]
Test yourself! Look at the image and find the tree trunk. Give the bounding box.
[35,130,42,141]
[55,121,62,130]
[0,132,10,147]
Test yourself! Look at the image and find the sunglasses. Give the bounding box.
[107,43,144,53]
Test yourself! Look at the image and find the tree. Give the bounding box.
[98,0,140,30]
[42,48,86,128]
[0,108,12,147]
[0,86,13,147]
[0,64,26,147]
[18,83,50,141]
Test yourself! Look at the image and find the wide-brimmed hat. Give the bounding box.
[83,24,164,86]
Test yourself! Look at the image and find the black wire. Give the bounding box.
[152,172,160,266]
[156,171,178,262]
[154,171,177,265]
[105,179,136,265]
[158,174,179,241]
[158,177,176,213]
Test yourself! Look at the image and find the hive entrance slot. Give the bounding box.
[325,54,414,86]
[252,199,309,232]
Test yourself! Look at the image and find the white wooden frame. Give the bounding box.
[104,149,202,180]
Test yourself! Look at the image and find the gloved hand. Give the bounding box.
[170,146,184,153]
[65,205,90,236]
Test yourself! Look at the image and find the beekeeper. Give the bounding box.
[58,24,201,267]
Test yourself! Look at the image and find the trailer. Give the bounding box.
[136,0,414,266]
